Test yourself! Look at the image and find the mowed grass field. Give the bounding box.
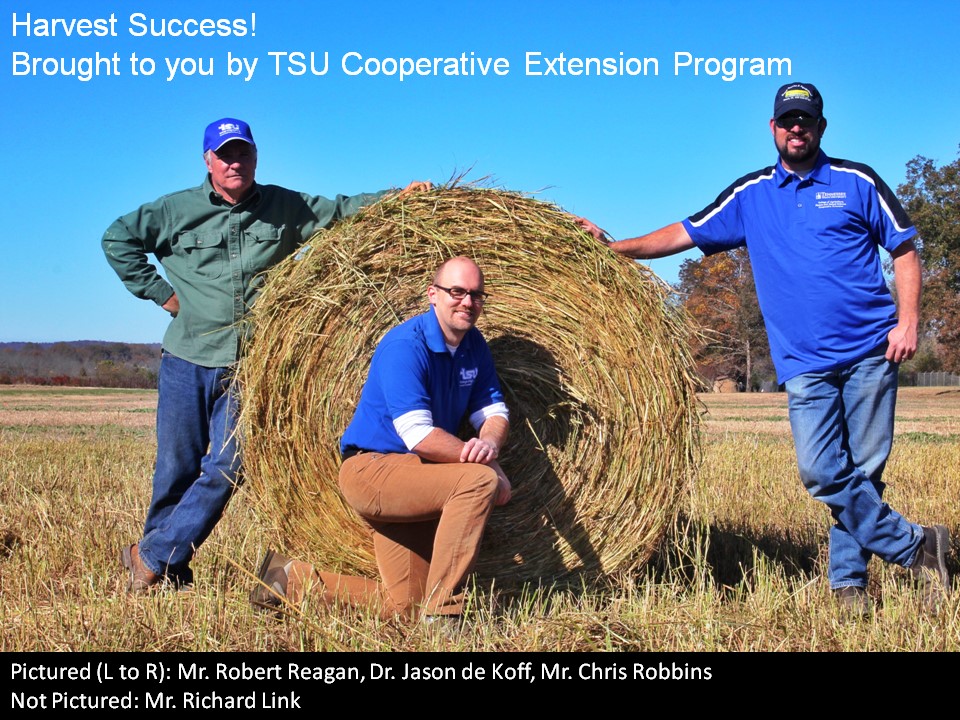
[1,385,958,651]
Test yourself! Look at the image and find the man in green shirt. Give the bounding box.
[103,117,431,591]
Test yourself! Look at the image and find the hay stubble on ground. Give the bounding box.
[2,386,958,651]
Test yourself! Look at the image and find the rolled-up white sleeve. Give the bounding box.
[393,408,435,451]
[469,402,509,431]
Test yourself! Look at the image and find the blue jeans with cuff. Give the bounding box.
[785,347,923,590]
[138,352,241,583]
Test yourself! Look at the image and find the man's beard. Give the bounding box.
[778,136,819,166]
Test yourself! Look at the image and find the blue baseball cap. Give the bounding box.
[203,118,256,153]
[773,83,823,119]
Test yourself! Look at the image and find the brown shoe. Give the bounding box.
[910,525,951,610]
[120,543,160,593]
[834,586,872,619]
[250,549,291,611]
[421,613,464,641]
[1,529,21,558]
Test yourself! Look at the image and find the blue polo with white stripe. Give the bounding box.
[340,307,505,455]
[682,151,916,383]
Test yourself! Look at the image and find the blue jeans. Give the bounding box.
[139,352,241,582]
[785,348,922,589]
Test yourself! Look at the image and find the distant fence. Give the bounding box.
[900,371,960,387]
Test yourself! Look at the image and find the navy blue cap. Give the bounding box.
[203,118,255,153]
[773,83,823,119]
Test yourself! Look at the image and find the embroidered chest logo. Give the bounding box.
[815,190,847,209]
[460,367,478,387]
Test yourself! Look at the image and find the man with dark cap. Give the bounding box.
[102,117,431,592]
[578,83,950,614]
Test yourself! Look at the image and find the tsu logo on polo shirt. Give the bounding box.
[815,190,847,209]
[460,367,478,387]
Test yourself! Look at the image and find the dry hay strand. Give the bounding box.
[236,186,700,587]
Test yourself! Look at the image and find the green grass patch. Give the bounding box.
[898,431,960,444]
[0,386,155,397]
[706,415,788,422]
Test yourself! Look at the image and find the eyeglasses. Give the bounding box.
[433,284,488,303]
[775,114,818,130]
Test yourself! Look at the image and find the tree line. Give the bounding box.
[0,341,161,388]
[675,147,960,390]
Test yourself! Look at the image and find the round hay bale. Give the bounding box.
[236,186,700,587]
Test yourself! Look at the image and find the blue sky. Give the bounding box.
[3,0,958,343]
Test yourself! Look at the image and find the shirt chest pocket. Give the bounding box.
[245,223,291,274]
[176,231,226,279]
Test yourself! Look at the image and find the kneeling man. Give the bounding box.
[252,257,511,623]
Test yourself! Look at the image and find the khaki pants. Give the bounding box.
[309,452,498,617]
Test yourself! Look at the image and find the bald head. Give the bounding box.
[432,256,484,287]
[427,256,486,345]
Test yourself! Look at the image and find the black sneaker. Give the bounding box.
[910,525,951,610]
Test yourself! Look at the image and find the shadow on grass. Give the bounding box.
[482,518,826,617]
[650,515,825,592]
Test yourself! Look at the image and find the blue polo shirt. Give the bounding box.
[340,308,505,455]
[682,151,916,383]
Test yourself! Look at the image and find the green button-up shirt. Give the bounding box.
[102,175,387,367]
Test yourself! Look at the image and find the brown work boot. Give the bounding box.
[420,613,464,641]
[120,543,160,593]
[910,525,951,610]
[1,529,21,558]
[834,586,872,619]
[250,549,290,610]
[249,549,317,611]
